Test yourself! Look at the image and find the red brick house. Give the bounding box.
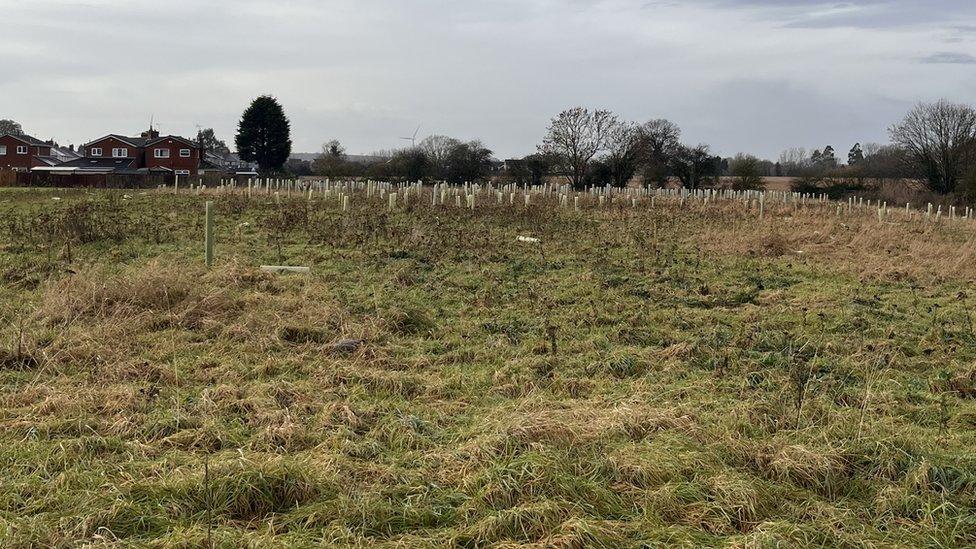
[145,135,205,175]
[69,130,217,176]
[82,134,149,169]
[0,134,58,171]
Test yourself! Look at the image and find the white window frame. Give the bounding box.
[112,147,128,158]
[91,147,102,157]
[154,148,170,159]
[0,145,6,155]
[180,148,191,158]
[16,145,27,155]
[175,169,190,175]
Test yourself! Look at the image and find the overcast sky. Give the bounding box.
[1,0,975,160]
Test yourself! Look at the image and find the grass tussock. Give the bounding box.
[38,261,246,328]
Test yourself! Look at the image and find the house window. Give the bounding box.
[154,148,170,159]
[180,149,191,158]
[112,148,128,158]
[0,146,5,155]
[175,169,190,175]
[16,146,27,154]
[91,147,102,157]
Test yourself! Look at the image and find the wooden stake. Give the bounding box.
[204,201,214,268]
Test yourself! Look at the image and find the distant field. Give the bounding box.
[756,176,793,191]
[0,186,974,547]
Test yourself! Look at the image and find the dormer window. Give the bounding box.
[154,148,170,159]
[91,147,102,157]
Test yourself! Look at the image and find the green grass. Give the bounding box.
[0,187,974,547]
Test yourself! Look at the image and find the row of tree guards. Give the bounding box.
[195,178,975,267]
[180,177,974,220]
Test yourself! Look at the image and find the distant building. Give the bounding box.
[209,151,257,174]
[347,154,393,165]
[289,152,391,165]
[50,145,83,163]
[0,133,58,171]
[503,158,525,172]
[39,157,143,175]
[47,129,211,175]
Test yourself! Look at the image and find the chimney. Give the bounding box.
[140,125,160,139]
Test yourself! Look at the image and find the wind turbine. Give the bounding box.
[400,125,421,148]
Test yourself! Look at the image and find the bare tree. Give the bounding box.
[670,144,718,190]
[729,153,765,190]
[312,139,348,177]
[777,147,808,176]
[508,154,553,187]
[862,143,883,157]
[420,135,461,180]
[637,119,681,186]
[889,100,976,194]
[860,144,912,184]
[539,107,617,189]
[603,121,642,187]
[324,139,346,159]
[443,140,494,184]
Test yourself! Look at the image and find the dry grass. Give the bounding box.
[0,187,973,547]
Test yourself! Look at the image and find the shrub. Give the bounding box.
[729,154,766,191]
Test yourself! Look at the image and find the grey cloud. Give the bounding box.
[678,79,911,160]
[921,52,976,64]
[0,0,973,158]
[705,0,976,29]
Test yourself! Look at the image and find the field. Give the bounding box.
[0,185,975,547]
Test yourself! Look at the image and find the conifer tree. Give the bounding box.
[235,96,292,172]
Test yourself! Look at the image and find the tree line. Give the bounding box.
[227,96,976,200]
[523,101,976,197]
[305,109,737,190]
[7,96,976,199]
[298,136,496,184]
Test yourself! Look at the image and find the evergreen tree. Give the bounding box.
[235,96,292,173]
[821,145,836,165]
[848,143,864,166]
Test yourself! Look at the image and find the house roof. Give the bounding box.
[198,159,222,171]
[83,134,151,148]
[33,156,62,167]
[51,146,83,159]
[58,157,139,172]
[146,135,199,148]
[0,133,51,146]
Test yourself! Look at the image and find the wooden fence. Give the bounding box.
[0,170,242,189]
[0,169,16,187]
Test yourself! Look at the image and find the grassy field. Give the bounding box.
[0,186,974,547]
